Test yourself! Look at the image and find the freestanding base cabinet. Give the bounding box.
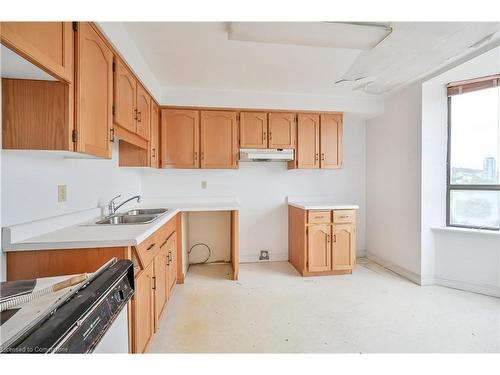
[288,205,356,276]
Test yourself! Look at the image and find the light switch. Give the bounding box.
[58,185,67,202]
[201,181,208,189]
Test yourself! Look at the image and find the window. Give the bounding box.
[447,75,500,230]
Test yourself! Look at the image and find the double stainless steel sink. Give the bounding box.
[94,208,169,225]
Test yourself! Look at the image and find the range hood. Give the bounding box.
[240,148,294,162]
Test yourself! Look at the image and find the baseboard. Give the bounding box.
[365,251,422,285]
[434,276,500,298]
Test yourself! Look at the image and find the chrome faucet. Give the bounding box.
[108,194,142,216]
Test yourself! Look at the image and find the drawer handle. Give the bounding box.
[339,215,349,219]
[146,243,156,251]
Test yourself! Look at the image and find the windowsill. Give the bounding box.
[432,226,500,237]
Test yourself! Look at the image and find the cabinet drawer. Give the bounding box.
[333,210,356,223]
[308,210,332,224]
[135,232,158,268]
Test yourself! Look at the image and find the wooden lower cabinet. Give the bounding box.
[307,224,332,272]
[289,205,356,276]
[167,234,177,294]
[133,261,155,354]
[5,213,182,353]
[332,224,356,271]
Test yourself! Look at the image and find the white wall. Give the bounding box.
[97,22,162,102]
[366,45,500,296]
[365,84,423,281]
[1,143,142,227]
[162,87,384,117]
[433,229,499,296]
[141,113,366,262]
[421,46,500,296]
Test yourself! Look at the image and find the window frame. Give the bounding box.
[446,76,500,231]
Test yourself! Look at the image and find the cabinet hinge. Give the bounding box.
[112,61,116,72]
[72,129,78,143]
[72,22,78,32]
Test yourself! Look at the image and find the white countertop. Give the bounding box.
[2,198,240,252]
[287,198,359,211]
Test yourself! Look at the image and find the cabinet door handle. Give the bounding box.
[146,243,156,251]
[327,234,331,243]
[134,109,138,120]
[263,132,266,142]
[268,131,272,141]
[201,152,204,161]
[315,153,319,161]
[194,151,198,161]
[152,148,156,158]
[152,276,156,290]
[110,128,115,143]
[333,234,336,243]
[321,153,325,161]
[137,111,142,122]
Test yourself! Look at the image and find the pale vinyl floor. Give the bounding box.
[148,258,500,353]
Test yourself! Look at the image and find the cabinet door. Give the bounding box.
[75,22,113,158]
[320,114,343,169]
[307,224,332,272]
[150,101,159,168]
[168,233,177,294]
[153,245,168,332]
[136,84,151,140]
[161,109,200,168]
[0,22,73,82]
[200,110,238,169]
[332,224,355,271]
[297,113,320,169]
[113,58,137,133]
[240,112,268,148]
[268,112,295,149]
[133,261,154,353]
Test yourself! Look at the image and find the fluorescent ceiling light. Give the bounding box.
[228,22,392,50]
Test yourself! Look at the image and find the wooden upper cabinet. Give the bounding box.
[320,114,343,169]
[136,84,151,140]
[332,224,355,271]
[75,22,113,158]
[2,79,73,151]
[0,22,73,82]
[308,224,332,273]
[113,58,137,133]
[268,112,295,149]
[200,110,239,169]
[161,109,200,168]
[150,101,159,168]
[296,113,320,169]
[240,111,268,148]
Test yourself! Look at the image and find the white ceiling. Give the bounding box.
[122,22,500,97]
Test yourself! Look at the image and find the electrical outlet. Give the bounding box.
[58,185,67,202]
[201,181,208,189]
[259,250,270,261]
